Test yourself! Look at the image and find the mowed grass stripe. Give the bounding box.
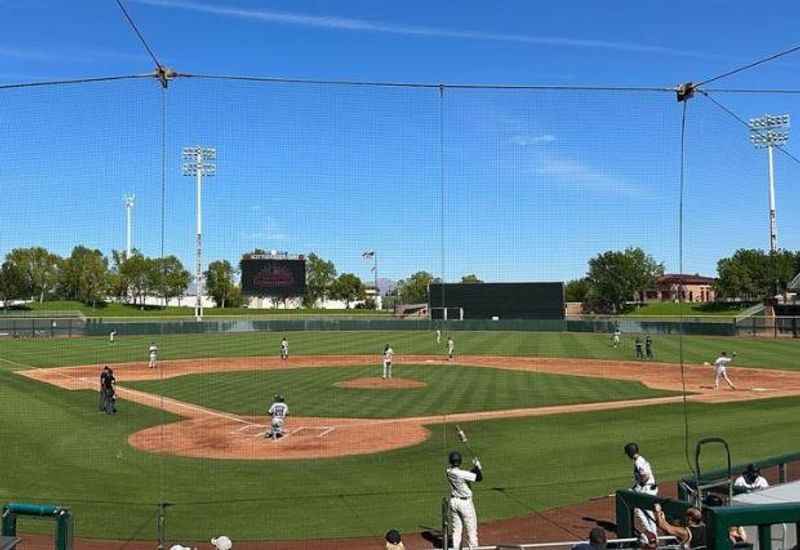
[126,364,677,418]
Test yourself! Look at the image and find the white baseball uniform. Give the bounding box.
[733,474,769,491]
[713,355,735,389]
[148,344,159,368]
[267,400,288,439]
[447,465,480,549]
[448,338,455,361]
[631,455,658,536]
[383,347,394,379]
[280,339,289,360]
[109,330,116,344]
[436,329,442,344]
[613,330,621,348]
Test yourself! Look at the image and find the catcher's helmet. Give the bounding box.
[385,529,401,544]
[274,393,285,402]
[624,442,639,458]
[448,450,462,466]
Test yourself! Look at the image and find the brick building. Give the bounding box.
[639,273,716,303]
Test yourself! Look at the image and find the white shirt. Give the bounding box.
[149,345,158,356]
[448,340,455,352]
[281,340,288,351]
[633,455,655,487]
[384,348,394,362]
[714,356,732,371]
[447,466,477,498]
[268,402,288,418]
[734,475,768,491]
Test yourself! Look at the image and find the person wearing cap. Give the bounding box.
[571,527,607,550]
[734,464,769,492]
[211,535,233,550]
[385,529,405,550]
[653,503,705,550]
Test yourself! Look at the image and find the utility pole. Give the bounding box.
[182,146,216,321]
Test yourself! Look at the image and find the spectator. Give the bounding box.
[385,529,405,550]
[572,527,608,550]
[734,465,769,492]
[653,503,705,550]
[729,526,747,545]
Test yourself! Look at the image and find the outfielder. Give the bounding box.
[148,342,159,369]
[280,337,289,361]
[382,344,394,379]
[436,328,442,345]
[109,329,117,344]
[625,442,657,539]
[612,328,621,348]
[446,450,483,549]
[266,394,288,439]
[447,336,455,362]
[711,351,737,390]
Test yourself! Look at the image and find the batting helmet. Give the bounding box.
[274,393,285,402]
[624,442,639,458]
[448,451,462,466]
[385,529,402,544]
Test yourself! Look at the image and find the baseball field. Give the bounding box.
[2,329,800,545]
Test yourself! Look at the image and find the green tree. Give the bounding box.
[6,247,62,302]
[330,273,366,309]
[107,250,130,303]
[565,278,590,302]
[460,274,483,284]
[119,252,151,307]
[715,249,799,300]
[206,260,238,308]
[59,246,108,307]
[585,247,664,313]
[154,256,192,307]
[303,253,337,308]
[0,261,25,308]
[397,271,436,304]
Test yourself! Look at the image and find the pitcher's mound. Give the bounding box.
[336,377,427,389]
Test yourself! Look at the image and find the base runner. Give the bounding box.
[446,450,483,549]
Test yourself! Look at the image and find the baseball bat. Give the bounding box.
[455,425,477,456]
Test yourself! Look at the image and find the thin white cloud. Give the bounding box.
[0,45,150,64]
[243,216,288,241]
[131,0,726,60]
[511,134,556,146]
[535,154,640,195]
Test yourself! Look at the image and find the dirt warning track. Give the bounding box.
[19,355,800,460]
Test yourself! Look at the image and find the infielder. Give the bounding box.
[625,442,657,538]
[109,329,117,344]
[436,328,442,345]
[645,335,654,360]
[382,344,394,379]
[148,342,159,369]
[266,394,288,439]
[280,337,289,361]
[446,450,483,549]
[710,351,737,390]
[612,328,621,348]
[447,336,455,362]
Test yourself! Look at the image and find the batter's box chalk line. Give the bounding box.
[231,423,337,439]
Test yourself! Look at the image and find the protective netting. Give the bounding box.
[1,75,800,549]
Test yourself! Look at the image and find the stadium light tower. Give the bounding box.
[182,146,216,321]
[749,113,790,253]
[123,194,135,259]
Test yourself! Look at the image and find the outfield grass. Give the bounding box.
[127,364,677,418]
[1,330,799,371]
[625,302,752,317]
[8,300,389,318]
[2,358,799,540]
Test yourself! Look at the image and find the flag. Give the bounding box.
[362,250,375,259]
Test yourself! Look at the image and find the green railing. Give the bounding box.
[1,502,73,550]
[707,503,800,550]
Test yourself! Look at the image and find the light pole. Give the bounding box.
[362,250,378,303]
[749,113,790,254]
[123,194,135,259]
[182,146,216,321]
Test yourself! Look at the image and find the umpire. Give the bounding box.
[99,366,117,415]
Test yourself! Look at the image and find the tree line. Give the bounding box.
[565,247,800,313]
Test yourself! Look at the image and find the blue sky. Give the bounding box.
[2,1,800,283]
